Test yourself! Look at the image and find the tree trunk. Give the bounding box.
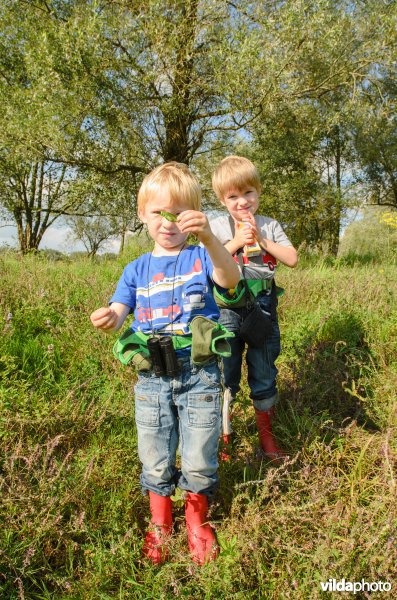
[119,224,126,255]
[163,0,198,164]
[330,128,342,256]
[12,161,68,253]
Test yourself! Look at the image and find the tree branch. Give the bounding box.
[44,156,147,176]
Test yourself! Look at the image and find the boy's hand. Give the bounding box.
[241,212,299,267]
[234,220,256,247]
[90,306,119,331]
[177,210,213,245]
[241,213,262,244]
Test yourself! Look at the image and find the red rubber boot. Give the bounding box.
[185,493,219,565]
[254,407,287,462]
[142,492,173,564]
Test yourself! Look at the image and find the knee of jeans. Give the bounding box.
[181,460,218,491]
[182,430,219,478]
[137,430,171,469]
[143,461,175,484]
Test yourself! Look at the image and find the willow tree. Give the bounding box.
[103,0,382,165]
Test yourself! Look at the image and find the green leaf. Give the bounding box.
[160,210,178,222]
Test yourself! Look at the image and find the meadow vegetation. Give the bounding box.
[1,247,396,599]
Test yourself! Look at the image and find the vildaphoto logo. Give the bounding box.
[320,578,392,594]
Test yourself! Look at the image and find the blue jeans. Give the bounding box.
[134,357,221,498]
[218,292,281,411]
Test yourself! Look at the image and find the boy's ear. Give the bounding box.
[138,207,147,224]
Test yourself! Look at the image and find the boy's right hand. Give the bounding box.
[90,306,119,331]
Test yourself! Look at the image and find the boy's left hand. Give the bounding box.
[177,210,213,245]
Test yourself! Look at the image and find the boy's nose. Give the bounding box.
[161,217,176,229]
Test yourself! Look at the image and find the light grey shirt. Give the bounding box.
[208,213,293,280]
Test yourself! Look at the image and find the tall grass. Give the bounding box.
[1,251,396,599]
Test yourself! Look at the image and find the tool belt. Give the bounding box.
[214,278,277,308]
[215,216,285,309]
[113,316,235,371]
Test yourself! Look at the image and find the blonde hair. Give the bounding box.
[212,155,262,201]
[138,162,201,212]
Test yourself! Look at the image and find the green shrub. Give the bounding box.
[339,206,397,261]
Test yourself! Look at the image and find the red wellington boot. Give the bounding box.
[254,407,287,462]
[185,493,220,565]
[142,491,173,564]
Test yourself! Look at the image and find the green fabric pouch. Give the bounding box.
[189,316,235,365]
[112,329,152,370]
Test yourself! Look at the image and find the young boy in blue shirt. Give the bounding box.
[210,156,298,461]
[90,162,240,565]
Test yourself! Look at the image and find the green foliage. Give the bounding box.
[353,74,397,209]
[2,0,397,253]
[124,231,154,260]
[0,253,396,598]
[339,206,397,260]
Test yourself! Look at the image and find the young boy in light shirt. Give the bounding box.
[210,156,298,461]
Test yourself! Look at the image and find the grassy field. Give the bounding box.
[1,251,396,599]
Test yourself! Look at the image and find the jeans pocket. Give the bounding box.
[187,392,220,428]
[197,361,221,389]
[135,391,160,427]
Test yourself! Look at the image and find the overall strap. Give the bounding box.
[228,216,252,302]
[228,215,236,240]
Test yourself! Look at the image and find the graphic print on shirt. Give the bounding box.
[135,257,209,335]
[136,258,203,298]
[233,251,277,279]
[110,246,221,337]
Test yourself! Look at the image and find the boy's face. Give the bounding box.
[139,188,190,255]
[222,187,259,222]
